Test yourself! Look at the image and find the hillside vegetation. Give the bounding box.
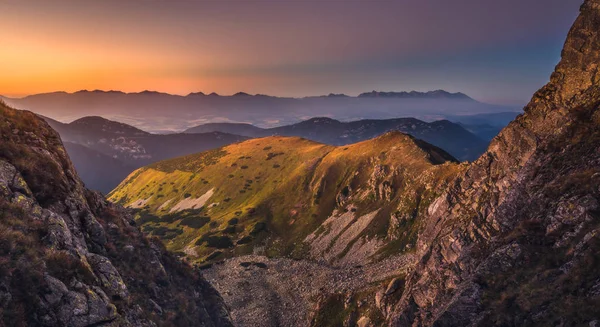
[109,133,462,265]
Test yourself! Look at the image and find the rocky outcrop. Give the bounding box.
[387,1,600,325]
[0,102,232,326]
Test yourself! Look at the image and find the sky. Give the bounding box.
[0,0,583,105]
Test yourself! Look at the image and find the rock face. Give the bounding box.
[387,1,600,325]
[0,103,232,326]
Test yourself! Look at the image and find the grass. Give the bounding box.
[109,133,462,263]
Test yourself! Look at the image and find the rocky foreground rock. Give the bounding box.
[386,1,600,325]
[0,104,231,326]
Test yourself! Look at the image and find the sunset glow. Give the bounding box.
[0,0,581,103]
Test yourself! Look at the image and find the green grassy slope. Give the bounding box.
[109,132,463,264]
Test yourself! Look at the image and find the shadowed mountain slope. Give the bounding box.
[386,1,600,325]
[0,101,232,326]
[41,115,248,193]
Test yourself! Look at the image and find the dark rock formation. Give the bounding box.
[389,1,600,325]
[0,102,232,326]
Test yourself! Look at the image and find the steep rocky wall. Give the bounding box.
[388,1,600,325]
[0,102,232,326]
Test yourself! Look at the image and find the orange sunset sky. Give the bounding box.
[0,0,582,104]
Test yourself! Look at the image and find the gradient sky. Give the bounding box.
[0,0,582,105]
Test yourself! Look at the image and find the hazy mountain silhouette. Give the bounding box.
[2,89,519,133]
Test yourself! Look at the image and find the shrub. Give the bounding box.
[250,222,266,235]
[46,250,96,285]
[237,236,253,244]
[266,152,284,160]
[205,251,223,261]
[179,216,210,229]
[196,235,233,248]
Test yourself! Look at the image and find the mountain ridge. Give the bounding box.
[185,116,488,161]
[5,89,476,100]
[108,132,461,266]
[386,1,600,324]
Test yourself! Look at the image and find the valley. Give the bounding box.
[203,253,413,327]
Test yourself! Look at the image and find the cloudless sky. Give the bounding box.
[0,0,582,105]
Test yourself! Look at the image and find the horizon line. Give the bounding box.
[1,88,476,100]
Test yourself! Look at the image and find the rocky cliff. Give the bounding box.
[385,1,600,325]
[0,102,232,326]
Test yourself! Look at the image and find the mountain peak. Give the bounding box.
[303,117,341,124]
[69,116,150,135]
[537,0,600,111]
[70,115,111,124]
[357,90,473,100]
[233,92,251,97]
[326,93,349,98]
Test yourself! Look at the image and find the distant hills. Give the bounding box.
[44,114,489,193]
[185,117,488,161]
[3,89,519,133]
[42,116,247,193]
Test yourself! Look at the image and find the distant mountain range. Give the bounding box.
[185,117,488,161]
[2,89,519,133]
[9,89,473,100]
[357,90,473,99]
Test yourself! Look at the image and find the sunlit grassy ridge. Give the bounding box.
[109,133,463,264]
